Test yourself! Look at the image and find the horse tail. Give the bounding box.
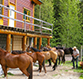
[27,59,33,79]
[62,52,65,63]
[42,59,47,73]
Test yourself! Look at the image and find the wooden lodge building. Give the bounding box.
[0,0,53,52]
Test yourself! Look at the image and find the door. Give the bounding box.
[9,4,15,27]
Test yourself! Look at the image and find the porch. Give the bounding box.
[0,4,53,52]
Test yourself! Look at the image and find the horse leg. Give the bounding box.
[48,59,51,66]
[2,66,8,79]
[53,59,57,71]
[62,53,65,64]
[42,59,47,74]
[20,68,30,78]
[59,56,60,64]
[37,62,42,76]
[62,56,65,64]
[27,62,33,79]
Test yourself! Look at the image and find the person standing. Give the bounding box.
[72,46,79,69]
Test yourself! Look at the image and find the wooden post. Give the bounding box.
[34,37,37,48]
[22,36,27,51]
[39,37,42,50]
[47,38,50,46]
[6,34,11,52]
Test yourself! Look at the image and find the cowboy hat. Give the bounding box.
[73,46,77,49]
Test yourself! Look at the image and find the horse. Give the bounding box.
[55,47,73,62]
[63,47,73,55]
[12,50,47,75]
[63,47,73,62]
[46,45,56,51]
[45,45,65,65]
[27,46,57,70]
[0,48,33,79]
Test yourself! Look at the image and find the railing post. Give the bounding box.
[52,25,53,36]
[24,14,26,32]
[40,21,43,34]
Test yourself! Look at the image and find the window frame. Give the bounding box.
[0,0,3,19]
[23,8,31,22]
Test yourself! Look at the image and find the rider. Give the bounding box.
[72,46,79,69]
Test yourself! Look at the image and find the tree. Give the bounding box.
[50,0,62,47]
[52,0,82,49]
[34,0,54,46]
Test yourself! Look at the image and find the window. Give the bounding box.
[23,8,30,21]
[0,0,3,18]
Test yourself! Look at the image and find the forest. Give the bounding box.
[34,0,83,50]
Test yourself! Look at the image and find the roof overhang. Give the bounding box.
[31,0,42,5]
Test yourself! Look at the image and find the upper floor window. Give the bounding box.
[0,0,3,18]
[23,8,30,22]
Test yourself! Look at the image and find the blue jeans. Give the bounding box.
[72,56,79,68]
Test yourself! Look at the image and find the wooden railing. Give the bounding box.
[0,4,53,36]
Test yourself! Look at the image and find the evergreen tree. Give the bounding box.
[34,0,54,46]
[50,0,62,47]
[52,0,82,49]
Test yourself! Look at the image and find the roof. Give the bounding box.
[31,0,43,5]
[38,0,42,3]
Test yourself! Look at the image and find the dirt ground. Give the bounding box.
[0,55,82,79]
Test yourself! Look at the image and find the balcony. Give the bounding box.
[0,4,53,38]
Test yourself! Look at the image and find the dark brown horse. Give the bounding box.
[12,50,46,75]
[55,47,73,62]
[0,48,33,79]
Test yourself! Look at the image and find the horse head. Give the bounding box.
[41,47,51,51]
[27,46,32,52]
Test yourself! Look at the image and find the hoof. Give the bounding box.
[48,65,51,66]
[53,67,56,71]
[37,73,40,76]
[44,73,47,75]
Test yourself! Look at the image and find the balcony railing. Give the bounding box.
[0,4,53,36]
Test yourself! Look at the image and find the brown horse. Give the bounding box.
[0,48,33,79]
[27,46,57,70]
[45,45,65,65]
[55,49,65,64]
[12,50,46,74]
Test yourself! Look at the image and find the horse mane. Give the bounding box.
[12,50,26,54]
[31,47,42,52]
[42,47,51,51]
[55,47,64,49]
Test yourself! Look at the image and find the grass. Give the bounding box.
[52,74,58,77]
[63,61,83,73]
[74,67,83,73]
[0,72,14,78]
[65,70,68,72]
[79,74,83,79]
[63,61,72,66]
[7,72,14,76]
[63,61,83,79]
